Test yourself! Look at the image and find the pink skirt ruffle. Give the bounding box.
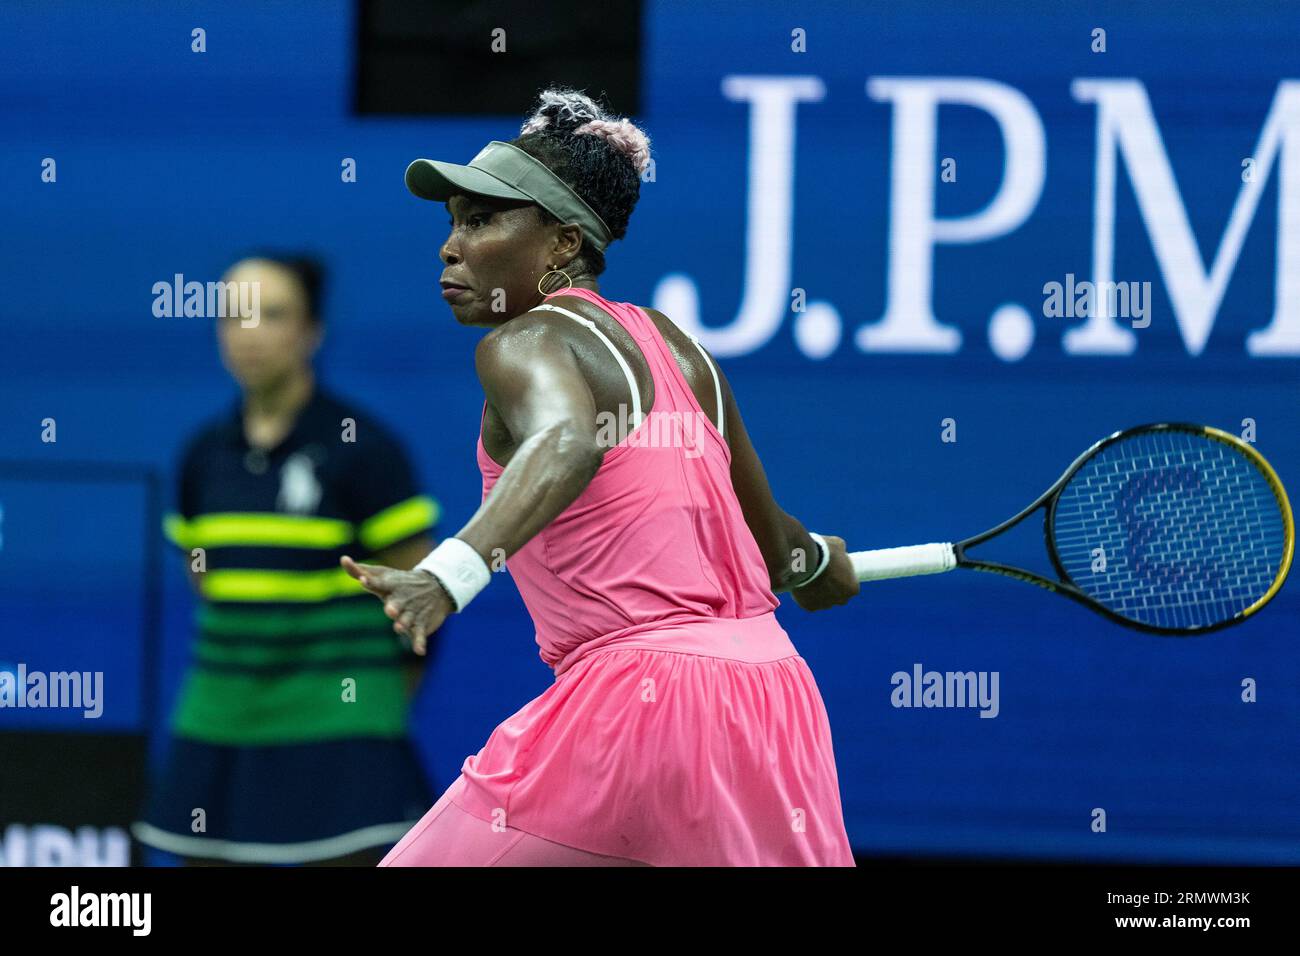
[443,612,855,867]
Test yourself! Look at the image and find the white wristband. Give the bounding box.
[414,537,491,611]
[792,532,831,589]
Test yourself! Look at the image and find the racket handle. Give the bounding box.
[849,543,957,582]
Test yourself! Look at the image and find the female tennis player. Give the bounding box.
[341,87,860,866]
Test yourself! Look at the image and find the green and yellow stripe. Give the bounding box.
[164,496,438,553]
[200,567,369,602]
[357,495,440,551]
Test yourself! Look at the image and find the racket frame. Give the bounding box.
[952,422,1294,635]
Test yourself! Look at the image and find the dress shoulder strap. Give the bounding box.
[681,332,724,439]
[532,303,643,427]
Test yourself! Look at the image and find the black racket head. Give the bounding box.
[1044,423,1294,634]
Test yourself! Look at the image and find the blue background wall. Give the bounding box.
[1,0,1296,862]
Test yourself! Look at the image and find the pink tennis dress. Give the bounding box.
[382,287,855,866]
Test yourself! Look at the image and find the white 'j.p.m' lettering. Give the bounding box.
[659,75,1300,360]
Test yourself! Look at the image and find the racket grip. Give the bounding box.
[849,543,957,582]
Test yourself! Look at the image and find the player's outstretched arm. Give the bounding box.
[456,314,606,559]
[714,361,859,610]
[342,315,606,650]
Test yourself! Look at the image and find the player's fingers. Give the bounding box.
[340,554,367,580]
[384,600,402,621]
[341,555,392,593]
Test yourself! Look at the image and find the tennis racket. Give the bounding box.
[847,423,1294,634]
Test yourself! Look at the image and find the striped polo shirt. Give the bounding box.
[164,386,438,747]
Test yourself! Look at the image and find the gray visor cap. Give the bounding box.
[405,140,613,252]
[405,157,531,203]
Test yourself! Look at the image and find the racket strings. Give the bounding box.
[1051,430,1286,629]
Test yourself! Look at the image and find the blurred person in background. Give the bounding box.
[132,254,440,866]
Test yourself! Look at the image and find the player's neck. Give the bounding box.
[242,371,314,448]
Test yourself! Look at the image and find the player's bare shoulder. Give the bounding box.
[637,305,699,355]
[475,304,582,368]
[637,305,676,337]
[636,304,722,390]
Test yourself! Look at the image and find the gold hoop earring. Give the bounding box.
[537,267,573,296]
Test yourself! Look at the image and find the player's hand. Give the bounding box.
[790,535,860,611]
[340,554,452,656]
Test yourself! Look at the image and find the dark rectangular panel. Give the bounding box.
[354,0,641,116]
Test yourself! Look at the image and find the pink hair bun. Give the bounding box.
[519,88,652,176]
[574,118,652,177]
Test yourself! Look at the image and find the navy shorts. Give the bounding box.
[133,735,435,864]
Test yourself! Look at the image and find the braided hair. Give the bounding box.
[510,87,652,278]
